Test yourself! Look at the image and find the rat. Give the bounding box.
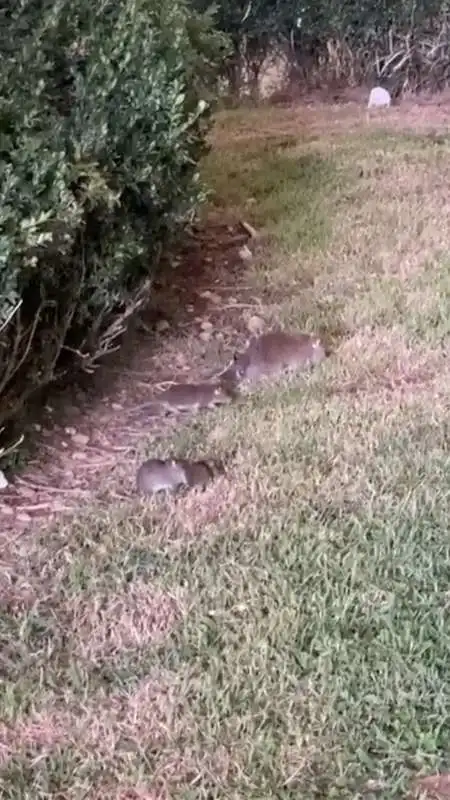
[218,331,326,384]
[177,458,225,489]
[136,457,224,495]
[128,381,236,418]
[136,458,188,494]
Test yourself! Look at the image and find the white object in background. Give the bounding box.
[367,87,391,109]
[0,469,8,489]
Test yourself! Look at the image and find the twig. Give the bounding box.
[0,299,22,335]
[0,432,24,460]
[14,478,88,494]
[14,502,74,512]
[240,220,261,239]
[85,444,132,453]
[205,302,262,311]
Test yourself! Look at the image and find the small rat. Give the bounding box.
[128,382,236,418]
[136,457,224,495]
[219,331,326,384]
[177,458,225,489]
[136,458,188,494]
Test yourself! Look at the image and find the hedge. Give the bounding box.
[0,0,226,450]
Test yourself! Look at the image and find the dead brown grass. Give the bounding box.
[0,714,67,768]
[69,582,185,662]
[0,672,181,765]
[211,97,450,149]
[414,773,450,799]
[326,329,450,402]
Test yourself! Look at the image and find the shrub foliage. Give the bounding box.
[0,0,225,436]
[191,0,450,95]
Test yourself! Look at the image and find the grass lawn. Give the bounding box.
[2,102,450,799]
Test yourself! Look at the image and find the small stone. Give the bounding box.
[71,433,89,447]
[247,315,265,335]
[72,451,87,460]
[0,470,8,490]
[1,505,14,516]
[156,319,170,333]
[111,403,123,411]
[16,511,31,523]
[199,290,221,303]
[65,427,76,435]
[363,778,388,792]
[200,330,212,341]
[238,245,253,262]
[367,86,391,109]
[200,320,213,332]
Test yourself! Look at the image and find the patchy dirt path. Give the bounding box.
[0,215,261,536]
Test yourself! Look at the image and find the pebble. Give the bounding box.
[71,433,89,447]
[16,512,31,523]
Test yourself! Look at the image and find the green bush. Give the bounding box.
[0,0,226,437]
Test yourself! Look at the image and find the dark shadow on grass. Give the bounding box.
[202,143,345,251]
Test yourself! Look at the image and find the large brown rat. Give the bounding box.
[136,457,224,495]
[128,381,236,418]
[218,331,326,384]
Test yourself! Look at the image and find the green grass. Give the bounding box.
[2,104,450,799]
